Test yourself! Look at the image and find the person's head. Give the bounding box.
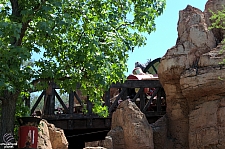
[132,67,144,75]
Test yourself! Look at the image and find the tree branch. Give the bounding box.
[10,0,20,18]
[33,0,46,12]
[16,20,31,46]
[10,0,21,45]
[77,31,85,46]
[17,0,47,46]
[10,0,47,46]
[115,21,134,30]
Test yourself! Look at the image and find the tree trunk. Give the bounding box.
[0,92,18,149]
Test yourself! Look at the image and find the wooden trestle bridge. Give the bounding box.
[30,79,166,130]
[29,58,166,131]
[27,59,166,145]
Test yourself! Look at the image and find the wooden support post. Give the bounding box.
[43,84,55,115]
[87,96,92,115]
[49,88,55,115]
[69,91,74,114]
[157,88,162,112]
[87,95,93,128]
[121,88,127,100]
[104,89,110,110]
[140,88,145,111]
[43,93,49,115]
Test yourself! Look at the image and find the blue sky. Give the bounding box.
[126,0,207,75]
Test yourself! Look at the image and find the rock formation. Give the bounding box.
[157,0,225,148]
[84,136,113,149]
[106,100,154,149]
[38,120,53,149]
[38,119,68,149]
[85,140,105,148]
[151,115,170,149]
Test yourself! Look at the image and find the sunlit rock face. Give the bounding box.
[107,100,154,149]
[157,0,225,148]
[38,119,68,149]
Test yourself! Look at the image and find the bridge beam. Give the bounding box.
[69,92,74,114]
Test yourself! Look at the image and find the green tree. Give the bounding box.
[0,0,165,142]
[210,8,225,61]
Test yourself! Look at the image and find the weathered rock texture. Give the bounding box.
[157,0,225,149]
[106,100,154,149]
[151,115,171,149]
[38,120,52,149]
[38,119,68,149]
[85,140,104,148]
[85,136,113,149]
[103,136,113,149]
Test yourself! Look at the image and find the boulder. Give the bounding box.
[103,136,113,149]
[106,100,154,149]
[151,115,172,149]
[38,120,52,149]
[157,1,225,149]
[48,122,68,149]
[107,126,125,149]
[38,119,68,149]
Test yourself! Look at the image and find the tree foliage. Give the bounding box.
[210,8,225,65]
[0,0,165,118]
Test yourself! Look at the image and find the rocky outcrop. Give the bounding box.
[103,136,113,149]
[38,120,52,149]
[106,100,154,149]
[48,122,68,149]
[157,0,225,149]
[38,120,68,149]
[151,115,171,149]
